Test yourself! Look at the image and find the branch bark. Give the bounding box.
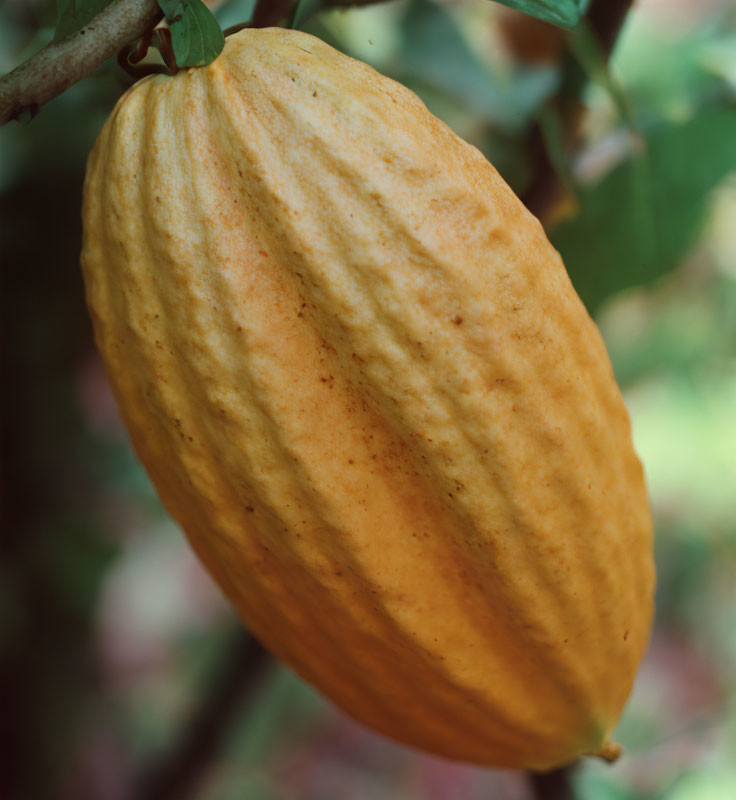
[0,0,162,126]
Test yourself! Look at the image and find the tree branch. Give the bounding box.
[131,629,272,800]
[0,0,162,126]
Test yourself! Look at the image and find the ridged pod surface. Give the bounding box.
[81,28,655,770]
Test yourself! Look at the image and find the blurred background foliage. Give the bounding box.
[1,0,735,798]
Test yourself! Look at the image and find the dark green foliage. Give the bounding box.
[552,107,736,312]
[159,0,225,66]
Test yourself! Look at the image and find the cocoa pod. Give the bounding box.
[81,28,655,770]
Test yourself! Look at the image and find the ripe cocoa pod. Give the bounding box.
[81,28,655,770]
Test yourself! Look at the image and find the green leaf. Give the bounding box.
[550,107,736,313]
[291,0,325,29]
[493,0,588,29]
[53,0,111,43]
[159,0,224,67]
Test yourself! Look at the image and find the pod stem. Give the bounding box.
[528,763,577,800]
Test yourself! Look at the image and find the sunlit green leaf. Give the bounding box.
[159,0,224,67]
[53,0,111,43]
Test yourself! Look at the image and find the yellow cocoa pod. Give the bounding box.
[81,28,655,771]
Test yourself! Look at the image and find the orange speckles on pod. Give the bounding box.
[81,28,655,771]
